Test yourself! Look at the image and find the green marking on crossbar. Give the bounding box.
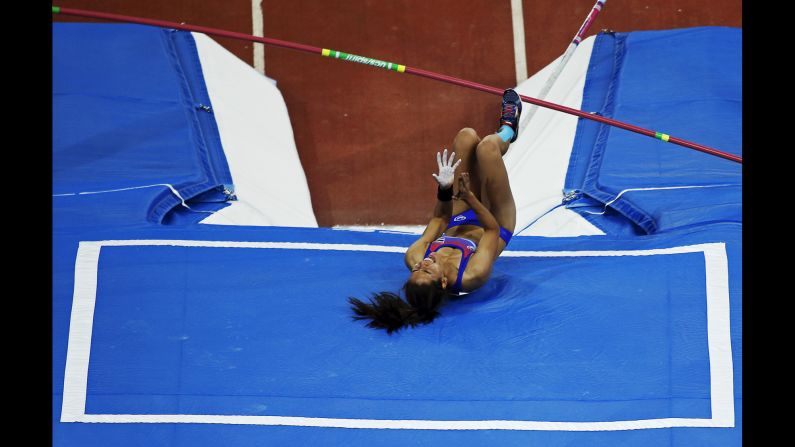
[321,48,405,72]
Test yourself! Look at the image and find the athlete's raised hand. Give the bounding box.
[431,148,461,189]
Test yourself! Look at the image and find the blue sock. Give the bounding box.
[496,125,515,143]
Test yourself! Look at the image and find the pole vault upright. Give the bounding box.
[517,0,606,135]
[52,6,741,164]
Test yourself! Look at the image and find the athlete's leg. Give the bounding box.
[472,88,520,239]
[449,127,483,216]
[451,89,520,225]
[474,134,517,239]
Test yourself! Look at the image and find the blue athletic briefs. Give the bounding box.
[447,209,513,245]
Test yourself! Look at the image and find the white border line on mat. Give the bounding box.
[61,240,734,431]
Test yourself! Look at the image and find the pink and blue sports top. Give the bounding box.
[423,235,477,295]
[422,210,513,294]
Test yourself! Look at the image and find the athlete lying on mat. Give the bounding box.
[349,89,522,333]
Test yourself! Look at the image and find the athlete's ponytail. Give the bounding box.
[348,280,450,334]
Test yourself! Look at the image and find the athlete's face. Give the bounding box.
[409,252,444,285]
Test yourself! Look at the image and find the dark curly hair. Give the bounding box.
[348,280,451,334]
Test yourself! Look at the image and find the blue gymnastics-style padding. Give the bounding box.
[53,23,233,227]
[52,22,741,447]
[565,27,741,235]
[52,223,741,446]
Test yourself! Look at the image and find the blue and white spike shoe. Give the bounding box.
[499,89,522,143]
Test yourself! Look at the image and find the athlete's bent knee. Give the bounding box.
[476,135,503,159]
[454,127,481,146]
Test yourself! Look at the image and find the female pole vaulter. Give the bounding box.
[349,89,523,333]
